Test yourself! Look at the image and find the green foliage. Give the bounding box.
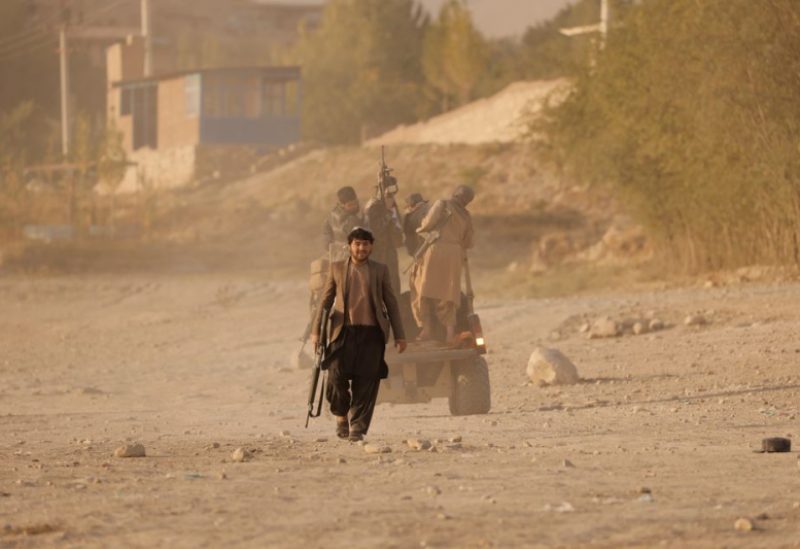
[422,1,488,108]
[297,0,428,144]
[0,102,36,233]
[544,0,800,271]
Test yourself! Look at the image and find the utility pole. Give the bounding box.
[560,0,610,47]
[600,0,609,44]
[59,25,70,157]
[141,0,153,76]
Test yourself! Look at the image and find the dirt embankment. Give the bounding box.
[4,143,625,291]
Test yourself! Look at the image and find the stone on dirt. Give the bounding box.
[364,444,391,454]
[684,314,707,326]
[426,485,441,496]
[113,443,145,458]
[648,319,665,331]
[231,447,250,462]
[526,347,580,386]
[406,439,432,451]
[588,317,621,339]
[734,518,754,531]
[632,322,648,335]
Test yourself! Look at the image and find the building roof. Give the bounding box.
[112,65,301,88]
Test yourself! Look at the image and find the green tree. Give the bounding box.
[422,1,487,109]
[544,0,800,271]
[297,0,428,144]
[0,102,35,236]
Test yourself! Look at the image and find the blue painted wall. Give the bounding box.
[199,116,300,147]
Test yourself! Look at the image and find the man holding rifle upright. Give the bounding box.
[311,227,407,442]
[412,185,475,343]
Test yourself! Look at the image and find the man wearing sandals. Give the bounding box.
[311,227,407,441]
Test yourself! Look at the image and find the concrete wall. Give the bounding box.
[118,145,197,193]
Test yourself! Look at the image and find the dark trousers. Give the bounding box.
[325,325,384,435]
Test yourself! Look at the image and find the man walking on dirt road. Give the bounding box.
[311,227,407,441]
[412,185,475,343]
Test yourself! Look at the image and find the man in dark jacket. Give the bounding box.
[403,193,430,257]
[323,186,366,261]
[311,227,407,441]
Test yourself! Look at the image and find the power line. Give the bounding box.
[0,27,54,55]
[0,0,133,63]
[0,11,62,51]
[0,0,131,52]
[0,35,56,64]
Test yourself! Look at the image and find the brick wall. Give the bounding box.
[158,76,200,149]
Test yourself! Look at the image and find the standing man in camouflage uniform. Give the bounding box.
[413,185,475,343]
[323,186,366,261]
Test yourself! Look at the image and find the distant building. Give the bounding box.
[106,36,302,191]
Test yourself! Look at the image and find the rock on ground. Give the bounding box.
[589,317,621,339]
[114,443,146,458]
[231,447,250,462]
[526,347,580,386]
[364,444,391,454]
[648,319,665,331]
[406,439,432,451]
[684,314,707,326]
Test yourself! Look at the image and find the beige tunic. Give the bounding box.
[346,261,377,326]
[414,199,474,305]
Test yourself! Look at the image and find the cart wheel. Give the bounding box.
[448,356,491,416]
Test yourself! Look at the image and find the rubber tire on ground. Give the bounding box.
[448,356,491,416]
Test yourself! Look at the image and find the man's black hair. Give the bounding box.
[347,227,374,244]
[337,186,358,204]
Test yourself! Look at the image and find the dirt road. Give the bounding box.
[2,273,800,548]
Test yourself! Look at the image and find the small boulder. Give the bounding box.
[526,347,580,386]
[684,314,707,326]
[364,444,391,454]
[588,317,620,339]
[231,447,250,462]
[406,439,432,451]
[734,518,754,531]
[114,443,146,458]
[648,319,665,331]
[632,322,648,335]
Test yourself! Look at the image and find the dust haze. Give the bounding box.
[2,1,800,547]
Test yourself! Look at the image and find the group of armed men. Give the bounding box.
[321,183,475,343]
[307,182,475,440]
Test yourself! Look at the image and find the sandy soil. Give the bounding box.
[2,272,800,548]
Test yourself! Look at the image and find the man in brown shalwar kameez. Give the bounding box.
[311,227,407,441]
[412,185,475,343]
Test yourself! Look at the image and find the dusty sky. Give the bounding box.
[269,0,575,38]
[417,0,574,37]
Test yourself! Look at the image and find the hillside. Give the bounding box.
[5,79,639,295]
[367,79,570,146]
